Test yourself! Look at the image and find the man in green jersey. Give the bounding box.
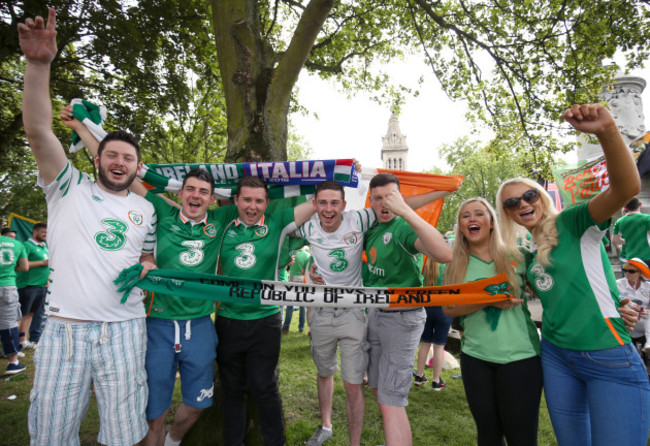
[16,222,48,348]
[363,173,452,446]
[216,176,315,446]
[613,197,650,266]
[0,222,29,375]
[139,167,240,446]
[283,245,309,333]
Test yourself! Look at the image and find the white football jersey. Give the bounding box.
[39,163,156,321]
[297,209,376,286]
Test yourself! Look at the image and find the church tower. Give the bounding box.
[381,109,409,171]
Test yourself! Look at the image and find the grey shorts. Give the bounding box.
[308,307,369,384]
[0,286,19,330]
[367,307,426,407]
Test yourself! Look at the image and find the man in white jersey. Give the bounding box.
[298,180,451,446]
[19,9,157,446]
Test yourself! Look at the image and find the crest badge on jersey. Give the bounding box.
[344,233,357,246]
[204,223,217,238]
[383,232,392,245]
[128,211,143,225]
[255,225,269,237]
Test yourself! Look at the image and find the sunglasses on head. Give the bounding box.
[502,189,541,210]
[623,269,640,274]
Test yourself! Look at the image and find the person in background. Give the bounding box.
[413,259,452,391]
[0,222,29,375]
[616,258,650,356]
[16,222,48,349]
[497,104,650,445]
[613,197,650,270]
[443,198,542,445]
[283,245,309,333]
[1,228,17,239]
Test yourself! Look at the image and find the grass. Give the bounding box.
[1,318,560,446]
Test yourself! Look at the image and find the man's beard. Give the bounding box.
[97,163,137,192]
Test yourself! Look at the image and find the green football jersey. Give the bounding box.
[458,255,540,364]
[612,212,650,260]
[146,192,238,319]
[15,240,49,288]
[217,207,296,320]
[0,236,27,287]
[528,202,630,350]
[363,217,422,287]
[289,247,310,277]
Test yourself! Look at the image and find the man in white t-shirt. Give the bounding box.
[19,9,157,445]
[298,180,451,446]
[297,181,374,446]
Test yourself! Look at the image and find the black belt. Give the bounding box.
[379,307,422,313]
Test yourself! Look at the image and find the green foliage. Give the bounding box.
[1,0,226,219]
[286,129,314,161]
[434,136,528,233]
[3,0,650,217]
[404,0,650,169]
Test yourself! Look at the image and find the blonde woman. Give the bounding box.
[443,198,541,446]
[497,104,650,446]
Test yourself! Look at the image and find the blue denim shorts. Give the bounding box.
[145,315,217,419]
[420,306,452,345]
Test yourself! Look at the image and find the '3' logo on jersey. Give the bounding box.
[180,240,205,266]
[234,243,256,269]
[95,219,128,251]
[530,263,554,292]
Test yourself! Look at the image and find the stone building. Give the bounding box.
[577,74,648,206]
[381,109,409,171]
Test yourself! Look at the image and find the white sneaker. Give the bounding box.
[643,344,650,355]
[21,341,36,350]
[306,425,333,446]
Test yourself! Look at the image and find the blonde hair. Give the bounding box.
[496,178,559,266]
[423,258,440,287]
[443,198,520,297]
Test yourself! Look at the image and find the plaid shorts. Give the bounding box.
[28,318,148,446]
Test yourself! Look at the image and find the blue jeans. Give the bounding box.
[541,339,650,446]
[282,306,305,331]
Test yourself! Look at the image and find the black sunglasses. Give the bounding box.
[623,269,640,274]
[502,189,541,210]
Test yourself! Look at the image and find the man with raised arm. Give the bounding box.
[61,106,240,446]
[363,172,452,446]
[19,9,156,445]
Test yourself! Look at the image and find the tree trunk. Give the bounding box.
[184,1,335,443]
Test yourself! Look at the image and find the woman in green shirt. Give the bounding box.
[497,104,650,446]
[443,197,542,446]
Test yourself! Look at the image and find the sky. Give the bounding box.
[292,57,650,173]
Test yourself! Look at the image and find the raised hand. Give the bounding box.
[18,8,58,65]
[382,189,410,217]
[59,104,81,130]
[561,103,618,137]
